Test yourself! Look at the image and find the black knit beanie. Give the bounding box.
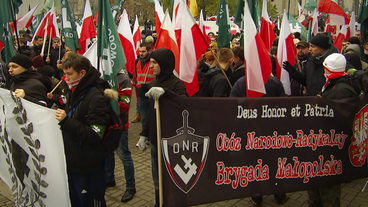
[9,54,32,69]
[309,34,330,50]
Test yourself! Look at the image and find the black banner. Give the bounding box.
[158,96,368,206]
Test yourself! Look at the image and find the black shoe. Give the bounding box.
[121,189,136,202]
[106,181,116,188]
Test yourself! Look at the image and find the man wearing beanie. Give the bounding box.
[283,34,339,96]
[307,53,360,207]
[8,54,47,106]
[136,48,187,207]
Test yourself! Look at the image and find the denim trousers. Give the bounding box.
[105,130,136,190]
[138,96,149,129]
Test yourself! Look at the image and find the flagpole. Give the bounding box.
[287,0,291,20]
[47,29,52,58]
[155,99,163,207]
[9,1,20,52]
[41,18,49,57]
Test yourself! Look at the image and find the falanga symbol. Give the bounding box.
[161,110,210,194]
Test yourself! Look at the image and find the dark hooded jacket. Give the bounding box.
[230,76,285,97]
[140,48,187,143]
[320,75,360,99]
[195,64,232,97]
[230,60,245,85]
[289,46,339,96]
[58,67,110,172]
[10,69,47,106]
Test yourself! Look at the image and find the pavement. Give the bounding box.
[1,91,368,207]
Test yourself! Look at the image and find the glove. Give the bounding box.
[282,61,296,74]
[145,87,165,100]
[136,136,148,151]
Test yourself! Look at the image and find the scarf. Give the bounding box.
[322,72,348,92]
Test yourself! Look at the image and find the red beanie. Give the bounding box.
[32,55,44,68]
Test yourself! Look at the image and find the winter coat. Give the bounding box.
[289,46,339,96]
[343,44,368,71]
[195,65,232,97]
[230,76,285,97]
[10,69,47,106]
[320,75,360,99]
[117,72,132,130]
[230,60,245,86]
[58,67,110,173]
[18,45,33,58]
[140,48,187,142]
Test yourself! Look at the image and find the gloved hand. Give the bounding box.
[136,136,148,151]
[283,61,296,74]
[145,87,165,100]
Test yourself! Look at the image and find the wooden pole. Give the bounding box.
[155,99,163,207]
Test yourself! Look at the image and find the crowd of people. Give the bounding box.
[1,16,368,207]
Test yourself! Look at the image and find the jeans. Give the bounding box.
[151,144,159,206]
[138,96,149,130]
[105,130,136,190]
[68,163,106,207]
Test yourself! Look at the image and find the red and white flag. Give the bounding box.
[260,0,275,51]
[31,4,59,44]
[243,0,272,97]
[117,9,136,76]
[297,2,305,23]
[172,0,182,29]
[179,6,209,96]
[333,25,348,51]
[11,4,39,33]
[310,8,319,36]
[199,9,209,43]
[155,10,180,72]
[153,0,165,34]
[78,0,96,54]
[132,15,141,56]
[318,0,350,25]
[277,10,297,95]
[347,11,356,38]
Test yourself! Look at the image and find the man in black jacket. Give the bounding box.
[137,48,187,207]
[8,54,47,106]
[55,52,110,207]
[308,53,360,207]
[283,34,339,96]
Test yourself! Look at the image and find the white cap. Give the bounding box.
[323,53,347,73]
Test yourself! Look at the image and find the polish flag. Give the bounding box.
[333,25,348,51]
[11,4,39,33]
[310,8,319,36]
[260,0,275,51]
[172,0,181,28]
[155,10,180,75]
[132,15,141,56]
[318,0,350,25]
[78,0,96,54]
[243,0,272,97]
[173,0,184,47]
[346,11,356,38]
[179,6,209,96]
[117,9,137,76]
[199,9,209,43]
[31,4,59,44]
[154,0,165,34]
[277,10,297,96]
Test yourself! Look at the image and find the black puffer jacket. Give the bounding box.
[320,75,360,99]
[230,76,285,97]
[290,46,339,96]
[10,69,47,106]
[58,67,110,173]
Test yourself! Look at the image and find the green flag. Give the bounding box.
[11,0,23,15]
[248,0,259,30]
[358,0,368,55]
[234,0,244,28]
[43,0,61,11]
[31,12,44,34]
[98,0,127,114]
[288,14,308,41]
[304,0,316,12]
[111,0,125,20]
[0,1,16,62]
[216,0,230,48]
[61,0,80,52]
